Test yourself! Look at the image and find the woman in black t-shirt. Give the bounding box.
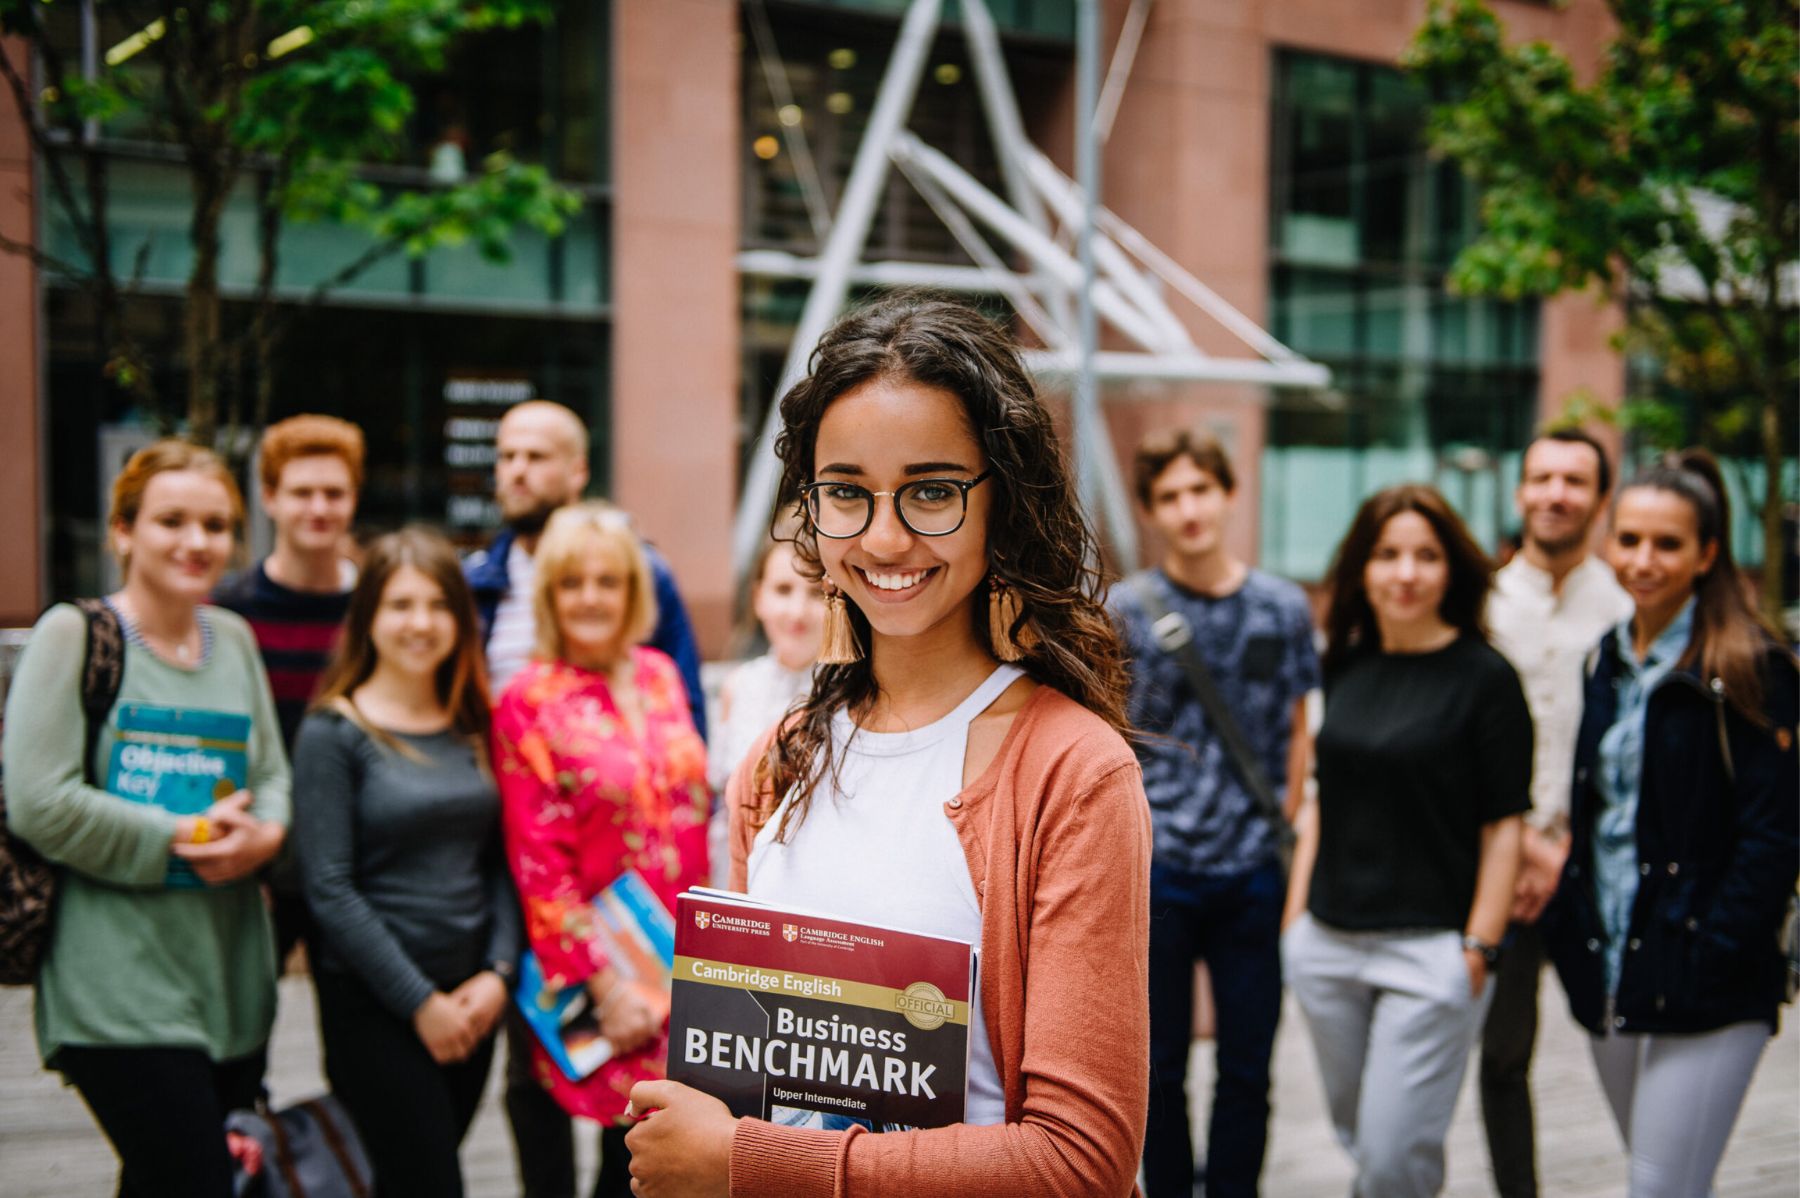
[1281,484,1529,1198]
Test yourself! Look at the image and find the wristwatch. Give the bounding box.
[1462,935,1501,968]
[486,957,518,990]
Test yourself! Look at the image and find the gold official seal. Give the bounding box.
[895,981,956,1031]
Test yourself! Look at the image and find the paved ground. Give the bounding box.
[3,971,1795,1195]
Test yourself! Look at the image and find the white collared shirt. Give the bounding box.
[486,539,537,696]
[1488,553,1635,831]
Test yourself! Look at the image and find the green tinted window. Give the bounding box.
[1265,50,1542,576]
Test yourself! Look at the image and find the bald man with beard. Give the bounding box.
[465,401,704,727]
[464,400,706,1198]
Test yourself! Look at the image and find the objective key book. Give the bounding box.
[668,888,974,1132]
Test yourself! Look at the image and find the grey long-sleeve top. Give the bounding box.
[293,708,521,1019]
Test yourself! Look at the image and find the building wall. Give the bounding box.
[0,38,42,627]
[1051,0,1624,572]
[612,1,742,656]
[0,1,1633,640]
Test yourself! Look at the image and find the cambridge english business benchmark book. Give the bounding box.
[668,889,975,1133]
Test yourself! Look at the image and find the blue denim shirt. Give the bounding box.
[1593,597,1695,994]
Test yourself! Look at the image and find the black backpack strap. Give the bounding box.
[1127,572,1294,863]
[302,1098,372,1198]
[69,600,125,786]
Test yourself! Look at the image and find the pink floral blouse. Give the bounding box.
[492,648,710,1123]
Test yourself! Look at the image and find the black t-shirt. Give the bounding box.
[1308,634,1532,932]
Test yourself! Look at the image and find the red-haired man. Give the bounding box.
[213,413,364,965]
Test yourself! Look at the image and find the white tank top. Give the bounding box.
[746,664,1024,1127]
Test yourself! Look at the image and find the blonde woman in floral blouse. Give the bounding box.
[492,502,710,1198]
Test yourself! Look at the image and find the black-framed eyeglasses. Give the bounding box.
[800,471,992,539]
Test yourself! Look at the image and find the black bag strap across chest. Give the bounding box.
[1127,572,1293,863]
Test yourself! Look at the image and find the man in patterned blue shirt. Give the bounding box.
[1113,429,1320,1198]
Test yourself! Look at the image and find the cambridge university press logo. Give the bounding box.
[694,911,712,931]
[895,981,956,1031]
[782,923,799,942]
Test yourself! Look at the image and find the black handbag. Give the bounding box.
[227,1095,373,1198]
[0,599,124,985]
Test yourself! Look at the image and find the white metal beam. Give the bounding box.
[736,249,1057,295]
[1073,0,1135,564]
[892,155,1069,349]
[1023,151,1194,352]
[890,132,1167,350]
[741,251,1332,387]
[730,0,944,576]
[1094,0,1152,144]
[1023,350,1332,387]
[958,0,1054,240]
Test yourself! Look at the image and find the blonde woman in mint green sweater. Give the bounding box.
[3,440,290,1198]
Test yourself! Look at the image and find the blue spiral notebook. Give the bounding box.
[514,869,677,1081]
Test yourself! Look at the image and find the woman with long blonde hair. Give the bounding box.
[492,501,710,1198]
[294,527,519,1197]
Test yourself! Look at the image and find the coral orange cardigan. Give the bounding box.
[725,685,1152,1198]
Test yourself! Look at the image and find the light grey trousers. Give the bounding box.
[1282,913,1494,1198]
[1589,1019,1768,1198]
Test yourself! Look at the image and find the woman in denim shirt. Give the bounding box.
[1546,450,1798,1197]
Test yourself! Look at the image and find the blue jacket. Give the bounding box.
[464,527,707,742]
[1545,631,1797,1035]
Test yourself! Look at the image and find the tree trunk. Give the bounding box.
[252,170,284,440]
[185,163,228,447]
[1761,386,1785,628]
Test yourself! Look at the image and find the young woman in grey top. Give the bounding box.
[294,528,520,1198]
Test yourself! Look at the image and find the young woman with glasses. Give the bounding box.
[621,293,1152,1197]
[1545,450,1797,1195]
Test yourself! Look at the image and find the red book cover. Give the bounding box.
[668,889,975,1132]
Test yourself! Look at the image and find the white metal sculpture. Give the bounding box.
[732,0,1330,575]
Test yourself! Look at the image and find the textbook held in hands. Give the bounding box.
[668,887,975,1133]
[514,869,676,1082]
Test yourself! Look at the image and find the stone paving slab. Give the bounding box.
[2,973,1794,1195]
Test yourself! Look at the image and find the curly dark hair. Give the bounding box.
[1321,483,1494,676]
[757,292,1132,840]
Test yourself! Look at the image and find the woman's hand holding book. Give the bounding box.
[624,1079,735,1198]
[587,967,663,1056]
[171,790,285,884]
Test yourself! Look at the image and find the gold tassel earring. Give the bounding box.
[817,576,863,664]
[987,574,1038,662]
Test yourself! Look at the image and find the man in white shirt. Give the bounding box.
[1481,428,1633,1198]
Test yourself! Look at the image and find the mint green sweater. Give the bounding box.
[2,602,291,1065]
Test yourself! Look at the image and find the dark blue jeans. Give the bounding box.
[1144,858,1285,1198]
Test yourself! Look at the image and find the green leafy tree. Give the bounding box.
[1406,0,1797,620]
[0,0,581,448]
